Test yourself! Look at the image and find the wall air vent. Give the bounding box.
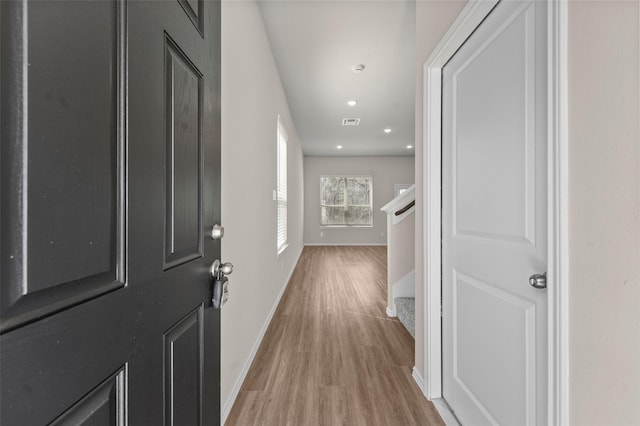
[342,118,361,126]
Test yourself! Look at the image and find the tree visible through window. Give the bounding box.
[320,176,373,226]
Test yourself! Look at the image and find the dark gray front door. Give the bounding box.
[0,0,221,424]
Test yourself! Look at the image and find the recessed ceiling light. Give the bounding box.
[384,128,392,133]
[352,64,365,73]
[347,100,357,106]
[406,145,414,149]
[337,145,343,149]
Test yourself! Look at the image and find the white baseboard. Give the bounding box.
[221,246,303,424]
[412,367,459,426]
[303,243,387,246]
[386,306,397,317]
[412,366,425,393]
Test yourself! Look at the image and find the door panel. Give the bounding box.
[27,0,120,290]
[0,0,125,334]
[0,0,221,424]
[442,1,547,425]
[452,5,536,245]
[50,367,127,426]
[164,35,204,269]
[164,306,204,426]
[178,0,204,35]
[452,271,535,425]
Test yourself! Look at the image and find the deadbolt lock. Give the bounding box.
[211,224,224,240]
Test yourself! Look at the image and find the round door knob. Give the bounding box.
[220,262,233,275]
[211,260,233,278]
[529,272,547,289]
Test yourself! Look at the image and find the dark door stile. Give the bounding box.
[0,1,221,424]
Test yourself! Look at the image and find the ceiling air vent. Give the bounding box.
[342,118,360,126]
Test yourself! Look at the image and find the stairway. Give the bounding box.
[394,297,415,338]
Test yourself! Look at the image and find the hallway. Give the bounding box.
[225,246,443,425]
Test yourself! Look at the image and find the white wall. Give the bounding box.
[388,214,415,287]
[304,156,414,245]
[414,0,468,379]
[220,0,304,420]
[568,1,640,424]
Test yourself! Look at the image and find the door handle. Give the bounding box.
[211,260,233,278]
[211,260,233,309]
[211,224,224,240]
[529,272,547,289]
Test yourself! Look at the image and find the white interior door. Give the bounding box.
[441,1,548,425]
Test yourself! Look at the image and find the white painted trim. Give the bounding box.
[413,368,459,425]
[422,0,499,400]
[412,366,425,392]
[421,0,569,421]
[221,246,303,424]
[386,306,397,317]
[424,0,498,69]
[380,184,415,213]
[547,1,570,424]
[303,243,387,247]
[423,63,443,400]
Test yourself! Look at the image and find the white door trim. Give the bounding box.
[420,1,569,424]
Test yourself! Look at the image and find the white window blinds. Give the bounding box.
[276,117,288,254]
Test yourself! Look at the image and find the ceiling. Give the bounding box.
[257,0,416,157]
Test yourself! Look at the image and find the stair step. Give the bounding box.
[394,297,415,338]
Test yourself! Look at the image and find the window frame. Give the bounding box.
[276,116,288,255]
[319,175,374,228]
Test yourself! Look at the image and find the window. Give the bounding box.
[276,116,288,254]
[320,176,373,227]
[395,184,412,197]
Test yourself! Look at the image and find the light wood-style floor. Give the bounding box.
[225,246,444,426]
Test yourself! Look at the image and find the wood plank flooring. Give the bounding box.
[225,246,444,426]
